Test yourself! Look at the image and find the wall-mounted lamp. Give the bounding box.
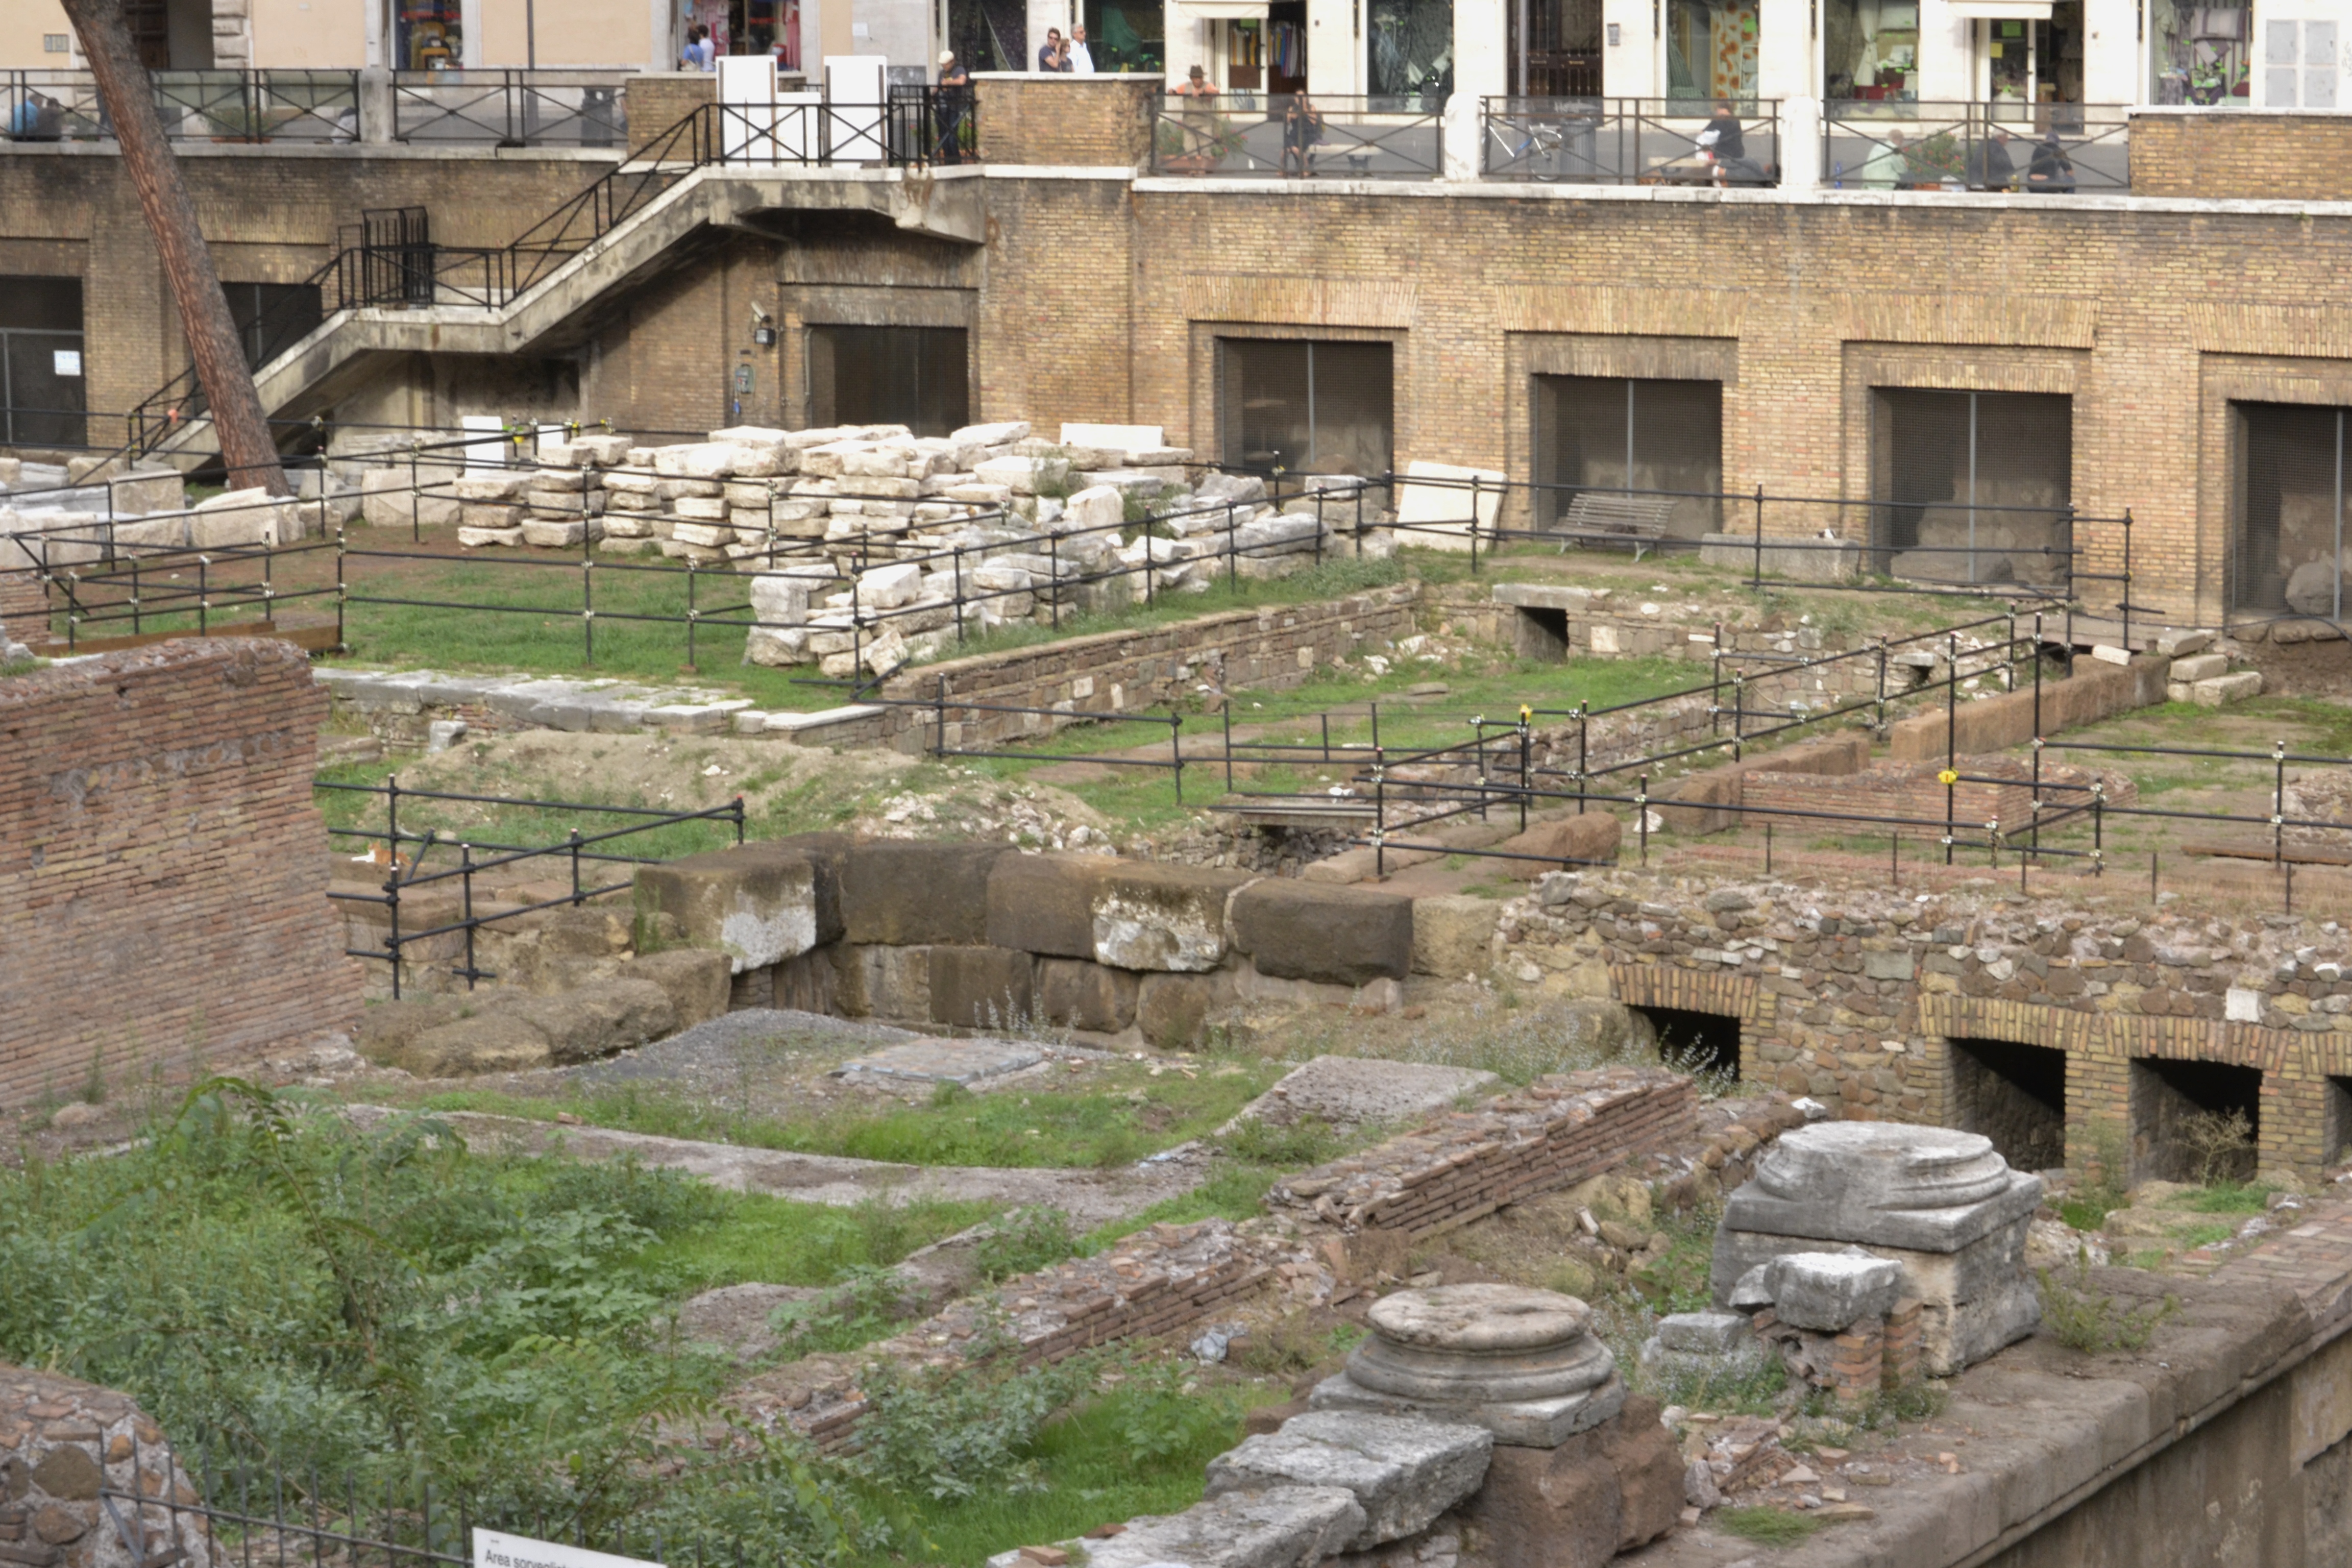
[753,326,778,347]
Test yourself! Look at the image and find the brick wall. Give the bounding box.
[0,639,360,1107]
[2130,112,2352,200]
[871,584,1419,751]
[1736,755,2129,840]
[971,74,1158,168]
[624,73,717,154]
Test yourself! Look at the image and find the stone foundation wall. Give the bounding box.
[1502,866,2352,1179]
[0,1364,210,1568]
[0,640,361,1108]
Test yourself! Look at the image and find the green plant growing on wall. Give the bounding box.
[2038,1252,2174,1353]
[2179,1107,2256,1185]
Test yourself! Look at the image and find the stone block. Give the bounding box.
[2154,628,2212,657]
[2192,671,2263,706]
[1713,1222,2038,1377]
[1074,1486,1366,1568]
[1232,880,1413,987]
[1697,531,1860,581]
[1490,813,1622,876]
[928,945,1037,1028]
[835,944,933,1020]
[2167,652,2227,683]
[1035,956,1137,1032]
[986,851,1112,956]
[1720,1122,2044,1252]
[1451,1396,1682,1567]
[1653,1311,1751,1355]
[1092,862,1252,972]
[501,978,676,1065]
[1749,1251,1904,1332]
[626,947,733,1031]
[1137,968,1240,1048]
[1410,895,1501,978]
[521,519,598,548]
[1204,1412,1492,1550]
[1245,1056,1498,1132]
[1863,948,1916,981]
[633,843,830,973]
[351,995,465,1068]
[1059,483,1125,535]
[842,840,1005,945]
[457,525,524,548]
[1311,1285,1624,1448]
[396,1013,554,1076]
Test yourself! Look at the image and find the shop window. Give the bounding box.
[1950,1037,2066,1172]
[2264,18,2339,109]
[1871,388,2071,585]
[733,0,801,64]
[2149,0,2249,107]
[1823,0,1917,100]
[807,326,968,437]
[1218,339,1393,479]
[1667,0,1758,102]
[222,282,323,373]
[949,0,1025,70]
[1509,0,1601,96]
[393,0,462,69]
[1984,3,2083,107]
[1533,375,1722,538]
[2130,1057,2259,1185]
[1367,0,1451,108]
[1084,0,1164,72]
[0,276,86,449]
[2232,401,2347,618]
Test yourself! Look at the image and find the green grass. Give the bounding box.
[415,1062,1284,1171]
[632,1192,1002,1293]
[846,1379,1285,1568]
[1714,1506,1827,1546]
[2168,1182,2276,1214]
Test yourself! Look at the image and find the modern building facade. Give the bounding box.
[3,0,2352,629]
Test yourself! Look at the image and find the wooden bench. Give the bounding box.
[1557,492,1677,561]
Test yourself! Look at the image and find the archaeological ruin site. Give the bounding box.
[11,20,2352,1568]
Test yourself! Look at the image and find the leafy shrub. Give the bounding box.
[976,1206,1079,1283]
[769,1264,915,1355]
[1218,1114,1346,1168]
[851,1353,1097,1501]
[2038,1253,2175,1353]
[2179,1108,2257,1186]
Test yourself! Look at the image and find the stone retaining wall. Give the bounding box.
[1501,865,2352,1180]
[0,1364,210,1568]
[0,640,360,1109]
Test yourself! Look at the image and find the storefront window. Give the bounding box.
[1667,1,1758,102]
[1823,0,1918,101]
[1367,0,1451,109]
[2148,0,2249,106]
[393,0,462,69]
[1084,0,1164,71]
[734,0,800,63]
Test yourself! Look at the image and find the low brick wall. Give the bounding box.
[1888,651,2165,762]
[624,72,716,153]
[1737,754,2133,839]
[871,586,1419,753]
[1264,1066,1696,1237]
[0,569,41,629]
[0,640,360,1108]
[2130,110,2352,201]
[971,73,1159,168]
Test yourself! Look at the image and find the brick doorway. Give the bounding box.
[2131,1056,2261,1184]
[1948,1036,2065,1172]
[1635,1005,1741,1082]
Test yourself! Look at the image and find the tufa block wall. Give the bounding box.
[0,640,360,1107]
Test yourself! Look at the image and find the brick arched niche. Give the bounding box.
[1610,964,1761,1085]
[0,1364,210,1568]
[1918,997,2333,1184]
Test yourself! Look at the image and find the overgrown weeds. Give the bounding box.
[1714,1506,1825,1546]
[2038,1253,2176,1352]
[2179,1107,2258,1186]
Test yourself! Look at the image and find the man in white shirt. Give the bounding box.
[1067,22,1095,72]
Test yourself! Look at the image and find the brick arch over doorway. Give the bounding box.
[1609,963,1765,1080]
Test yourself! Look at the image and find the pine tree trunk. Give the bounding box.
[59,0,289,496]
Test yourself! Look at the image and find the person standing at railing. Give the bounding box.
[1068,23,1096,72]
[936,51,972,163]
[1697,99,1744,164]
[1280,92,1324,177]
[1037,27,1071,70]
[1855,127,1907,189]
[680,24,716,70]
[1173,63,1221,159]
[10,92,65,141]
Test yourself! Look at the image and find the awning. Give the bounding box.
[1176,1,1271,18]
[1946,1,2054,19]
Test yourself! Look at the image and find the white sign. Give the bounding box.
[53,349,82,377]
[474,1531,663,1568]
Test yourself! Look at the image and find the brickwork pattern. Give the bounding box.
[1263,1066,1697,1236]
[2130,113,2352,201]
[1506,869,2352,1177]
[971,76,1158,168]
[0,640,360,1107]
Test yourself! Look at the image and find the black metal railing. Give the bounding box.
[712,87,977,167]
[391,67,628,146]
[2,68,359,142]
[1149,93,1443,180]
[1821,100,2129,192]
[325,776,746,996]
[1480,97,1778,184]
